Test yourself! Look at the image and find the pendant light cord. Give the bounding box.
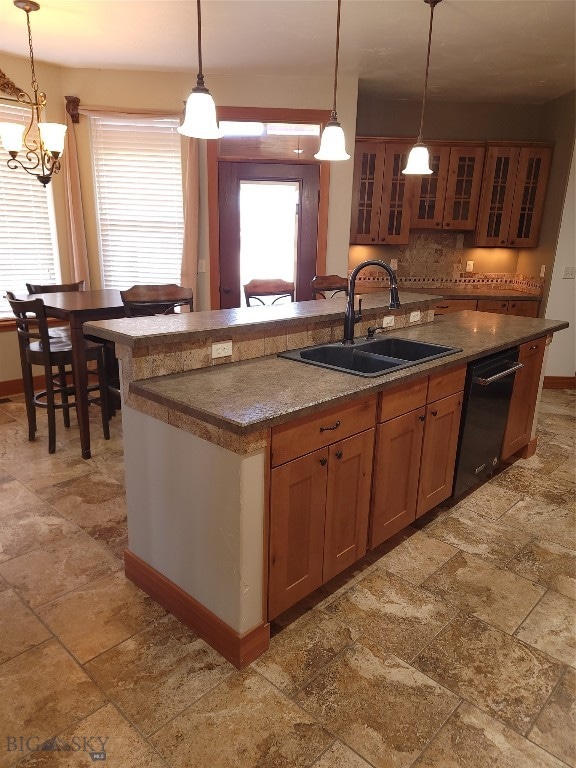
[331,0,342,117]
[196,0,204,78]
[417,0,439,142]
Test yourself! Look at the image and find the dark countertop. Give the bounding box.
[130,311,568,436]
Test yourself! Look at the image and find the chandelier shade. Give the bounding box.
[0,1,67,186]
[403,0,443,175]
[314,0,350,162]
[178,0,222,140]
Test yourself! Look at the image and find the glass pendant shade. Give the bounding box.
[403,143,433,175]
[314,120,350,161]
[178,89,222,139]
[0,122,25,153]
[38,122,67,155]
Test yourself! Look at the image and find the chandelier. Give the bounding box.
[0,1,67,186]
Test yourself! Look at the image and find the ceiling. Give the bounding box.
[1,1,574,105]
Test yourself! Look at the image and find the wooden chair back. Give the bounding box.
[120,284,194,317]
[26,280,85,294]
[243,279,295,306]
[310,274,348,299]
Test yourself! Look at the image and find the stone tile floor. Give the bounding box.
[0,389,574,767]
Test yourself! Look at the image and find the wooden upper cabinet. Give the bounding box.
[350,141,414,245]
[412,145,485,231]
[475,145,552,247]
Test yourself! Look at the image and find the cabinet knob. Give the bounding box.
[320,419,341,433]
[445,222,451,227]
[510,240,515,245]
[436,222,441,227]
[320,458,327,466]
[419,415,425,422]
[431,410,438,417]
[500,240,506,245]
[371,237,376,242]
[335,450,343,460]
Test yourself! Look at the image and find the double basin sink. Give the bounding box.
[279,337,462,377]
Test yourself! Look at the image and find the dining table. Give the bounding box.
[25,289,126,459]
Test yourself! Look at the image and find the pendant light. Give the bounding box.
[178,0,222,139]
[403,0,443,175]
[0,1,67,186]
[315,0,350,161]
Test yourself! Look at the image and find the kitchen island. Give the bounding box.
[86,294,568,667]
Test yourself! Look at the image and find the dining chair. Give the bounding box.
[120,284,194,317]
[25,280,86,338]
[243,279,295,306]
[8,296,110,454]
[310,274,348,299]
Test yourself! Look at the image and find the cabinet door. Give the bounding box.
[434,299,478,315]
[370,408,425,548]
[350,142,386,244]
[508,300,540,318]
[443,146,485,230]
[475,146,520,246]
[269,448,328,619]
[477,299,509,314]
[323,429,375,581]
[411,146,450,229]
[501,337,546,459]
[508,147,552,248]
[379,143,415,244]
[417,391,463,517]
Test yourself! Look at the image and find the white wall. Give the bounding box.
[544,140,576,378]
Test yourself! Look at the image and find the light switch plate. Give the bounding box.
[211,341,233,359]
[382,316,395,328]
[562,266,576,279]
[198,259,206,273]
[390,258,398,271]
[466,260,474,272]
[409,311,421,323]
[540,264,546,277]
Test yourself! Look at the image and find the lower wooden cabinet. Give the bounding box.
[268,401,376,619]
[477,298,540,317]
[434,299,478,315]
[370,367,465,548]
[501,336,546,459]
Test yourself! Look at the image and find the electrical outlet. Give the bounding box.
[198,259,206,273]
[540,264,546,278]
[211,341,233,359]
[390,258,398,271]
[382,316,395,328]
[466,260,474,272]
[562,266,576,279]
[409,310,421,323]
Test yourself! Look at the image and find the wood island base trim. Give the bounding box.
[124,549,270,669]
[518,437,538,459]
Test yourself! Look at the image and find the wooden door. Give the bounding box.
[508,147,552,247]
[443,146,486,230]
[350,142,386,244]
[475,146,520,246]
[411,146,450,229]
[268,448,327,619]
[417,391,463,517]
[501,337,546,459]
[218,162,320,307]
[370,408,425,548]
[379,143,415,244]
[323,429,375,581]
[477,299,509,314]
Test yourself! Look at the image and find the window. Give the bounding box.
[90,115,184,289]
[0,103,61,315]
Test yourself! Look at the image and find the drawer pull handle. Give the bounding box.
[530,345,538,350]
[419,415,426,422]
[335,450,343,460]
[431,410,438,417]
[320,420,341,433]
[320,458,327,466]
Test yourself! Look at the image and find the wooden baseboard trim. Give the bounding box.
[124,549,270,669]
[543,375,576,389]
[518,437,538,459]
[0,375,45,398]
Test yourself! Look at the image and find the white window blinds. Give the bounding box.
[0,103,60,315]
[90,115,184,289]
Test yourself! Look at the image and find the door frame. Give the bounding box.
[207,106,331,309]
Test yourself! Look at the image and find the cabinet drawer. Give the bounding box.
[520,335,546,361]
[477,299,509,313]
[428,365,466,402]
[434,299,477,314]
[271,395,377,467]
[508,300,540,318]
[378,378,428,422]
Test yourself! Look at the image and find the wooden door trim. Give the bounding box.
[207,106,331,309]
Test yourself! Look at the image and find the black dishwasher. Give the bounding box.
[452,348,523,499]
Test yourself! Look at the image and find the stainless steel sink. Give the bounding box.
[279,337,462,377]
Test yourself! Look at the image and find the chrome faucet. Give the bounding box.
[342,259,401,344]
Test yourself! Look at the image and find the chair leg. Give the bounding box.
[21,357,37,442]
[59,365,71,428]
[97,349,110,441]
[45,364,57,454]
